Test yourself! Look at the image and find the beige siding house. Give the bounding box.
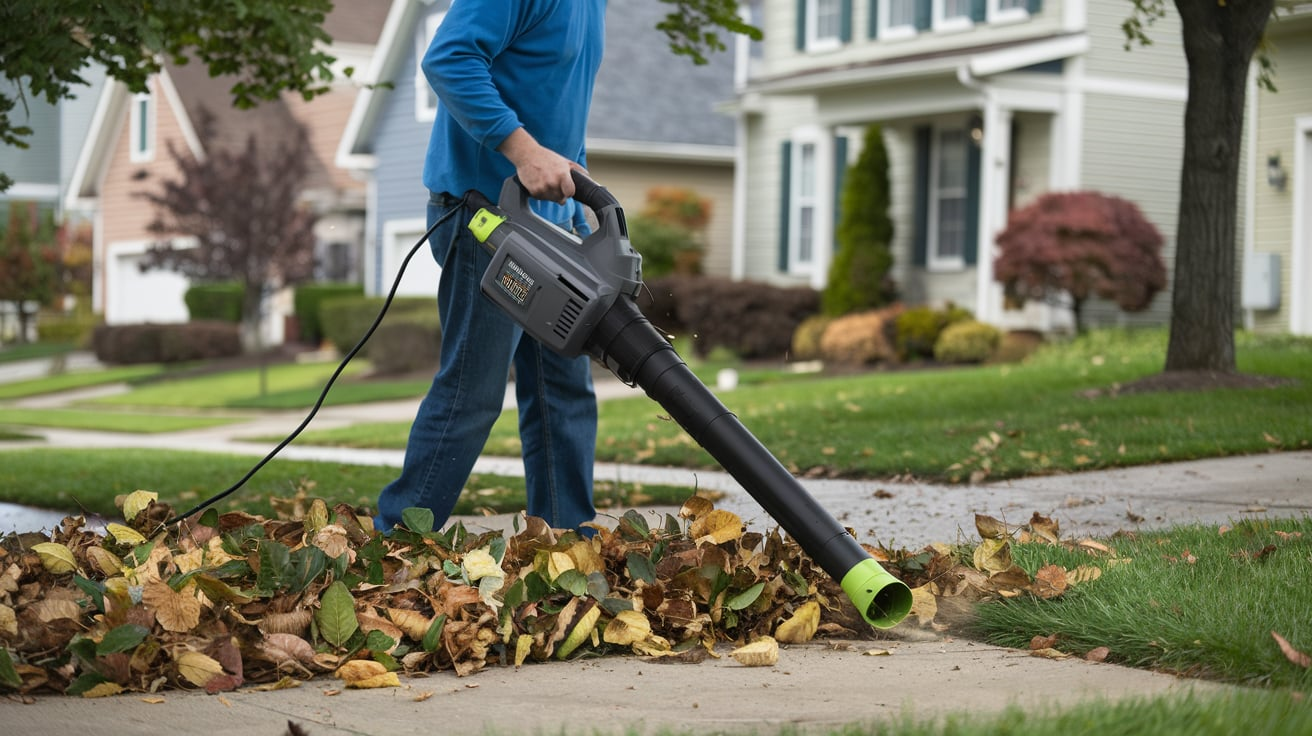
[729,0,1190,331]
[1246,6,1312,336]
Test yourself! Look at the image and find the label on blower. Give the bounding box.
[495,257,535,306]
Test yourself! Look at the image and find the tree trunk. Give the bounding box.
[1164,0,1273,372]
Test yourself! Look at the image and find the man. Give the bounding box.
[374,0,606,534]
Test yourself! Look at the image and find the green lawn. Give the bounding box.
[0,364,164,400]
[0,407,243,433]
[288,330,1312,482]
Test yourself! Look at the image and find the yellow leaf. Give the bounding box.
[82,681,125,698]
[774,601,820,644]
[31,542,79,575]
[85,547,123,577]
[557,604,602,660]
[176,651,224,688]
[462,548,503,582]
[565,540,605,576]
[1030,648,1072,660]
[974,514,1009,540]
[335,659,387,684]
[972,538,1013,574]
[347,672,401,689]
[603,609,653,647]
[1068,565,1103,585]
[0,603,17,637]
[514,634,533,667]
[142,580,201,632]
[730,637,779,667]
[121,490,158,522]
[679,496,715,520]
[546,551,575,580]
[690,509,743,544]
[862,648,892,656]
[106,523,148,546]
[386,608,432,642]
[907,585,937,627]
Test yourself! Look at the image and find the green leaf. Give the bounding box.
[0,648,21,689]
[365,629,396,654]
[503,578,527,610]
[725,582,765,611]
[256,540,291,593]
[97,624,150,655]
[422,614,447,653]
[625,552,656,584]
[619,509,650,539]
[285,546,328,594]
[586,572,610,600]
[401,507,434,533]
[554,569,589,598]
[64,671,110,696]
[72,575,105,613]
[198,507,220,528]
[316,581,359,647]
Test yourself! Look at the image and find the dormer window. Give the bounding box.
[129,92,154,163]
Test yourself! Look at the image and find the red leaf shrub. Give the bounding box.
[994,192,1167,331]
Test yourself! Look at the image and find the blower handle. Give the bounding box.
[464,170,617,215]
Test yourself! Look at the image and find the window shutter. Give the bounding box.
[912,126,931,267]
[779,140,793,272]
[869,0,880,38]
[840,0,853,42]
[970,0,986,23]
[964,137,982,266]
[796,0,808,50]
[914,0,931,31]
[1027,0,1043,13]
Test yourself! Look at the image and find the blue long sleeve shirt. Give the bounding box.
[421,0,605,225]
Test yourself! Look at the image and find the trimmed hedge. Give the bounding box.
[318,296,435,355]
[934,320,1002,364]
[818,305,902,365]
[368,321,440,375]
[184,283,244,323]
[91,322,242,365]
[294,283,363,345]
[894,303,973,361]
[638,275,820,360]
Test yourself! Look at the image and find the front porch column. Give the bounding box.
[975,101,1013,324]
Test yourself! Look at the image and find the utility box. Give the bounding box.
[1242,252,1281,310]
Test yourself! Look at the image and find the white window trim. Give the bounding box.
[129,92,155,163]
[989,0,1032,24]
[933,0,974,33]
[927,125,968,272]
[879,0,918,40]
[414,10,446,123]
[787,126,834,281]
[805,0,843,53]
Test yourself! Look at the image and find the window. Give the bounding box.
[794,142,818,267]
[990,0,1032,23]
[415,10,446,122]
[929,128,969,269]
[879,0,917,39]
[129,92,154,163]
[934,0,973,31]
[806,0,843,51]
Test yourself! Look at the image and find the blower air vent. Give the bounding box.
[553,299,583,340]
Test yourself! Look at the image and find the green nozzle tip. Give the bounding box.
[841,558,913,630]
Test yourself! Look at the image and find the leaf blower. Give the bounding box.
[465,172,912,630]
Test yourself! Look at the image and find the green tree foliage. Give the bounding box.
[0,202,58,344]
[823,125,894,316]
[657,0,763,64]
[0,0,340,192]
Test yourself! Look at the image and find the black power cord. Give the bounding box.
[166,195,471,526]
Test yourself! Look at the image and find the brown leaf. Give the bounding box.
[1030,634,1059,650]
[143,580,202,632]
[690,509,743,544]
[730,637,779,667]
[1032,565,1069,599]
[973,538,1013,574]
[974,514,1009,540]
[1085,646,1111,663]
[774,601,820,644]
[679,496,715,520]
[1030,647,1072,660]
[1272,631,1311,668]
[1027,512,1061,544]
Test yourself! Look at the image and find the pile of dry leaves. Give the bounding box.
[0,491,1106,697]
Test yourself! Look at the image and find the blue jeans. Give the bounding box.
[374,194,597,533]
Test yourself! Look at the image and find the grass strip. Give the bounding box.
[974,516,1312,691]
[0,364,164,400]
[284,330,1312,482]
[0,408,243,433]
[0,448,697,521]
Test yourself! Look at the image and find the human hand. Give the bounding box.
[497,128,581,204]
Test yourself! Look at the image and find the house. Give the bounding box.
[727,0,1193,332]
[1246,4,1312,336]
[64,2,391,336]
[336,0,737,299]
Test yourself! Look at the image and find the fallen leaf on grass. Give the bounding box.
[1272,631,1311,669]
[1032,565,1068,599]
